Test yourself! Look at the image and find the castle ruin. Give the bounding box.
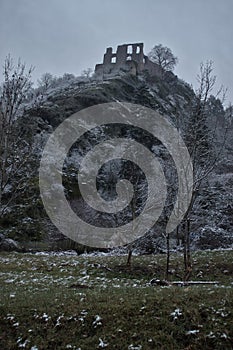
[94,43,163,79]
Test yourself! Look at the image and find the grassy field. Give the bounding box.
[0,250,232,350]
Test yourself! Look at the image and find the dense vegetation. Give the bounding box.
[0,67,232,253]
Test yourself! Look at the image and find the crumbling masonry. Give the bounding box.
[95,43,163,79]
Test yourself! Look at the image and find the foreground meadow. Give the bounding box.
[0,250,232,350]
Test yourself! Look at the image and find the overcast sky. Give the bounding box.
[0,0,232,103]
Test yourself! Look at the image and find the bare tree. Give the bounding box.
[37,72,55,91]
[82,68,93,79]
[0,55,34,215]
[180,61,230,280]
[148,44,178,72]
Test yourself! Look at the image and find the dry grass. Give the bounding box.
[0,250,232,349]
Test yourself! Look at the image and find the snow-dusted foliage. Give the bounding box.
[0,61,232,252]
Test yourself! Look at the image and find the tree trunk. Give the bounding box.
[183,224,187,271]
[183,219,192,281]
[176,226,180,246]
[127,249,132,269]
[186,219,191,268]
[165,233,170,280]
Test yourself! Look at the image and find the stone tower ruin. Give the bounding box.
[95,43,162,79]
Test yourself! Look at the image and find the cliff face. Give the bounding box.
[0,72,232,252]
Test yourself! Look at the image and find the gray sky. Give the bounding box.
[0,0,233,103]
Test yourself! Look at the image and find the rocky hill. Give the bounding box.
[0,71,232,253]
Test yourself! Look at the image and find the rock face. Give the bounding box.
[95,43,163,79]
[0,236,20,252]
[0,67,232,252]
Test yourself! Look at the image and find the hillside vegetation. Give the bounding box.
[0,71,232,253]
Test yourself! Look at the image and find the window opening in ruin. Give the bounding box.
[126,56,132,61]
[127,45,133,54]
[136,46,140,54]
[111,57,116,63]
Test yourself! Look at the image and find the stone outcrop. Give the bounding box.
[95,43,162,79]
[0,234,20,251]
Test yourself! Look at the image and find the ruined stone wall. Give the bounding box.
[95,42,162,79]
[143,56,163,77]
